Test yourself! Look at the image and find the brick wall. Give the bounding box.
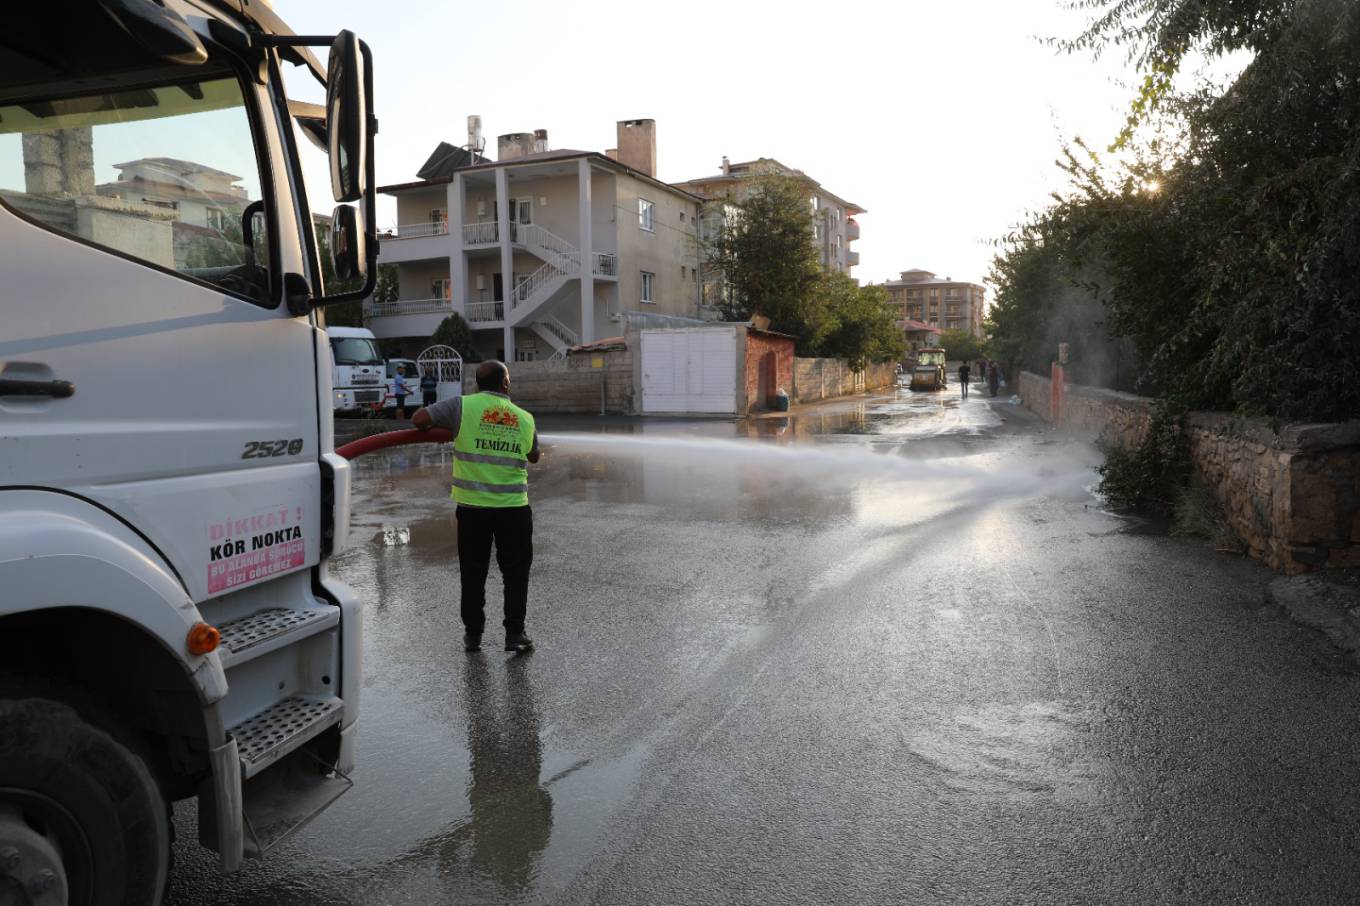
[743,334,795,413]
[468,347,634,415]
[1020,370,1360,573]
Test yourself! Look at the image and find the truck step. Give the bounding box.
[241,750,352,857]
[217,607,339,669]
[230,696,344,780]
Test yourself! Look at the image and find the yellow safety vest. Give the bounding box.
[451,392,536,507]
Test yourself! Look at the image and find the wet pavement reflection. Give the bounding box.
[168,385,1360,905]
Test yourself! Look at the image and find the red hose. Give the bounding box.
[335,427,452,460]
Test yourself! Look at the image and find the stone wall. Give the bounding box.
[468,346,633,415]
[792,359,896,404]
[1020,370,1360,573]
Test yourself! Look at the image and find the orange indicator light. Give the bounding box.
[187,622,220,656]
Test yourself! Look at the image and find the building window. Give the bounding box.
[515,348,537,362]
[640,270,655,303]
[810,195,819,213]
[813,223,822,240]
[639,198,654,232]
[681,265,687,280]
[680,211,686,222]
[206,207,229,231]
[835,234,842,251]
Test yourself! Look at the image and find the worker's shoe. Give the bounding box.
[504,633,535,653]
[464,632,482,652]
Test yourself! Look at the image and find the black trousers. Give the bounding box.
[456,505,533,636]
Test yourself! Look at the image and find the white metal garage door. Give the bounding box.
[640,327,738,414]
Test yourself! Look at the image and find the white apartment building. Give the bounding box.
[673,157,865,274]
[369,119,703,362]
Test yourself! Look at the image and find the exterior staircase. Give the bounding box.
[506,224,615,327]
[530,316,581,357]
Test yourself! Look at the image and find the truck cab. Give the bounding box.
[328,326,386,413]
[910,347,948,392]
[0,1,377,900]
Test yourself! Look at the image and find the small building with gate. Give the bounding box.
[636,323,795,417]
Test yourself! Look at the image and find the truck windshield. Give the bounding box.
[0,72,272,305]
[331,337,383,366]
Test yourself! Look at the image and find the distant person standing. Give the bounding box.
[392,366,409,419]
[957,362,971,398]
[412,361,541,653]
[420,368,438,408]
[987,362,1000,397]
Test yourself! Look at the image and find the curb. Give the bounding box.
[1269,573,1360,659]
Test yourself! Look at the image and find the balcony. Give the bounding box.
[463,222,499,246]
[593,253,618,278]
[845,218,860,241]
[363,296,455,339]
[364,296,451,317]
[378,220,453,265]
[846,250,860,267]
[380,220,448,240]
[466,301,505,323]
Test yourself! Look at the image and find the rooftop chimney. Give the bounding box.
[605,148,619,160]
[721,155,730,176]
[616,118,656,177]
[533,129,549,154]
[467,115,485,154]
[497,132,534,161]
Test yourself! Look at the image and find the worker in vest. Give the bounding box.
[413,361,541,653]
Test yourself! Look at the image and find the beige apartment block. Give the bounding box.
[673,156,864,275]
[881,269,986,338]
[371,118,703,362]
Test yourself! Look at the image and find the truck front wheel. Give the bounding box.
[0,688,170,906]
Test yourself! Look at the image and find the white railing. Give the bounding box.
[463,222,499,245]
[512,222,576,259]
[381,220,448,240]
[466,301,504,322]
[537,315,580,348]
[511,252,579,310]
[593,253,618,277]
[364,296,452,317]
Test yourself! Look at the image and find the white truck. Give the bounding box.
[0,1,378,901]
[328,326,386,413]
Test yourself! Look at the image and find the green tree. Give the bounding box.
[431,313,479,361]
[704,174,826,346]
[810,272,906,370]
[937,329,984,364]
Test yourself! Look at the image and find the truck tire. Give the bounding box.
[0,686,170,906]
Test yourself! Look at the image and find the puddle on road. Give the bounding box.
[171,659,649,906]
[899,700,1109,803]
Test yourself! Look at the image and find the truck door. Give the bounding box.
[0,53,321,601]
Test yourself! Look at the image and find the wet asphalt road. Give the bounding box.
[167,385,1360,905]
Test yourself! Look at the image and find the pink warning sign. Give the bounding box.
[207,508,306,594]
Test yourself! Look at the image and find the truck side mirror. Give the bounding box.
[330,204,366,282]
[326,30,367,203]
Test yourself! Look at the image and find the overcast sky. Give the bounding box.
[279,0,1165,292]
